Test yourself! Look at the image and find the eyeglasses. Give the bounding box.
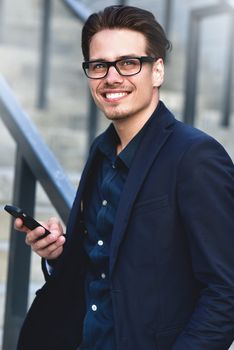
[82,56,155,79]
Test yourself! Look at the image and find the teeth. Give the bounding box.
[105,92,128,99]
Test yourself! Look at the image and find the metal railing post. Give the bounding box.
[222,14,234,127]
[183,3,234,126]
[37,0,52,109]
[2,151,36,350]
[164,0,173,38]
[183,12,200,125]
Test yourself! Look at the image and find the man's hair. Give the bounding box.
[81,5,171,61]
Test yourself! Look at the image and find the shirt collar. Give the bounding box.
[98,102,162,169]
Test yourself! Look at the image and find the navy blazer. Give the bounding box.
[17,102,234,350]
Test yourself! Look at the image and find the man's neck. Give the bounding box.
[114,102,158,153]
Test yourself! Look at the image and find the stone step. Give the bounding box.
[0,44,87,108]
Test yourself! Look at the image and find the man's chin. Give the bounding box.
[104,109,130,121]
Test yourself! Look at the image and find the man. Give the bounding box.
[15,5,234,350]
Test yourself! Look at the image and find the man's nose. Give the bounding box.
[105,66,124,83]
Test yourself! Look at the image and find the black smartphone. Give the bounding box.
[4,204,51,239]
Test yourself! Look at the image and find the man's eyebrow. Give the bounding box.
[118,55,141,60]
[87,58,106,62]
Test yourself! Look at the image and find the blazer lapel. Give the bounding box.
[109,103,176,276]
[66,138,102,238]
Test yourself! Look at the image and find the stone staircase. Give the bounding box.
[0,0,234,349]
[0,2,88,348]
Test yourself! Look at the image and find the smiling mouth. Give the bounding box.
[103,92,130,101]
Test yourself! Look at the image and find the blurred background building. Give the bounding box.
[0,0,233,349]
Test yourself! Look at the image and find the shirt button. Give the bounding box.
[98,240,104,246]
[102,199,108,206]
[112,164,116,169]
[101,273,106,279]
[91,304,97,311]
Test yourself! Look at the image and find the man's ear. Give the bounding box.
[152,58,164,88]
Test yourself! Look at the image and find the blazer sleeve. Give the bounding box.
[172,136,234,350]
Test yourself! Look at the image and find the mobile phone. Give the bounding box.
[4,204,51,239]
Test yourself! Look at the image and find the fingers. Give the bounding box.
[25,226,48,244]
[14,217,30,233]
[47,217,64,235]
[15,216,65,260]
[30,232,66,259]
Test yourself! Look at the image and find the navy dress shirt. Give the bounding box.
[79,107,158,349]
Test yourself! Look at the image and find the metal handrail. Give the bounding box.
[62,0,91,21]
[0,76,76,350]
[0,77,75,220]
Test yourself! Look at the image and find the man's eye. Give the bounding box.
[91,63,106,71]
[122,59,138,66]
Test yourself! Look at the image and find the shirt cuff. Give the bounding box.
[45,259,54,275]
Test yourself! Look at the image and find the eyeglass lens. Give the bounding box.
[86,58,142,78]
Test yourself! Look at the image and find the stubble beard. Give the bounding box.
[105,111,130,121]
[103,104,132,121]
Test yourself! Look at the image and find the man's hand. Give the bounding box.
[14,217,65,260]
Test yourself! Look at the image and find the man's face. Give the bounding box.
[87,29,164,123]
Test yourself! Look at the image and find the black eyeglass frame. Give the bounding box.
[82,56,156,79]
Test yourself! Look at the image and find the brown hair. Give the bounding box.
[81,5,171,61]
